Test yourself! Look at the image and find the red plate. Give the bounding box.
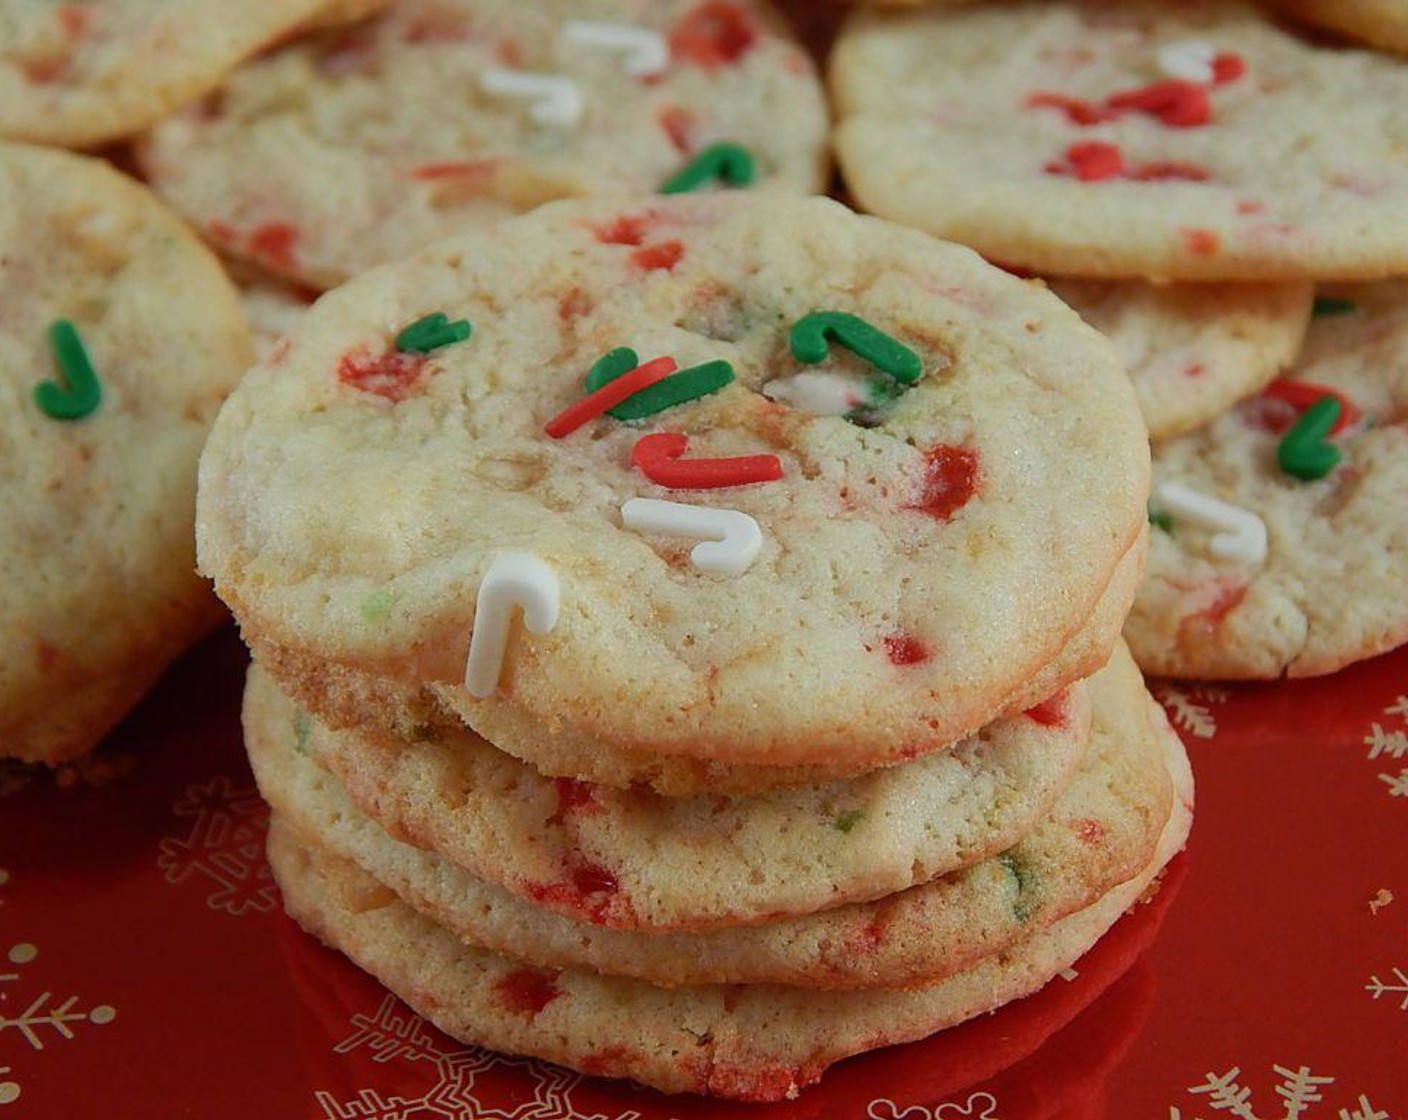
[2,629,1405,1119]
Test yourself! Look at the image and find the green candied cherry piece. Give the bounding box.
[395,312,472,354]
[998,852,1040,924]
[1311,297,1356,318]
[584,347,734,421]
[660,142,758,194]
[790,311,923,385]
[292,710,312,753]
[1277,396,1343,481]
[35,320,102,420]
[1149,507,1175,534]
[833,809,864,834]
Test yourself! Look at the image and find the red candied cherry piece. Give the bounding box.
[668,1,758,68]
[908,445,981,521]
[1106,80,1211,128]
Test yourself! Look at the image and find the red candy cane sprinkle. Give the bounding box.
[1025,92,1115,126]
[544,356,678,438]
[1261,381,1360,434]
[1105,80,1211,128]
[631,432,782,489]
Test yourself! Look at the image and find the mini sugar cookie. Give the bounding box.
[250,643,1174,988]
[0,143,252,763]
[1128,283,1408,678]
[197,193,1149,772]
[245,661,1093,931]
[1049,279,1312,442]
[832,0,1408,280]
[140,0,829,289]
[0,1,370,149]
[234,270,320,363]
[266,752,1191,1100]
[1265,0,1408,56]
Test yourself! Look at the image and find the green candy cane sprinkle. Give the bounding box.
[660,142,757,194]
[395,312,472,354]
[584,347,734,421]
[1277,396,1343,481]
[35,319,102,420]
[791,311,923,386]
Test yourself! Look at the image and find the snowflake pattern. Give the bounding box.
[1153,683,1230,740]
[156,776,276,915]
[868,1091,1002,1119]
[1168,1064,1392,1120]
[0,871,116,1109]
[1365,699,1408,803]
[316,994,643,1120]
[1365,967,1408,1012]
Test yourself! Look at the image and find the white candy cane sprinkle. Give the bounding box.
[1154,482,1268,566]
[479,69,584,127]
[464,553,561,698]
[1156,39,1217,84]
[562,21,669,78]
[622,498,763,577]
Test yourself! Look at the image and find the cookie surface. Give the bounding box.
[251,643,1174,987]
[0,1,351,148]
[197,193,1149,770]
[141,0,829,289]
[267,756,1190,1101]
[1129,283,1408,678]
[246,661,1091,931]
[0,143,252,763]
[832,0,1408,280]
[1050,279,1311,443]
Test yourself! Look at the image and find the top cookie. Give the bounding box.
[140,0,829,290]
[0,142,252,763]
[832,0,1408,281]
[197,193,1148,769]
[0,1,354,149]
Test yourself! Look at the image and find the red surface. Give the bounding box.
[1,629,1406,1120]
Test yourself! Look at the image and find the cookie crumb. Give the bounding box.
[1369,888,1393,915]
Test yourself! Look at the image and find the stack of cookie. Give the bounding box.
[832,0,1408,682]
[199,192,1192,1099]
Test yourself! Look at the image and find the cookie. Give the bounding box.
[246,659,1092,931]
[1128,283,1408,678]
[266,754,1191,1101]
[831,1,1408,280]
[140,0,829,289]
[0,142,253,763]
[1050,279,1312,443]
[0,1,361,149]
[197,193,1150,772]
[250,643,1174,988]
[250,527,1145,796]
[235,271,320,363]
[1265,0,1408,55]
